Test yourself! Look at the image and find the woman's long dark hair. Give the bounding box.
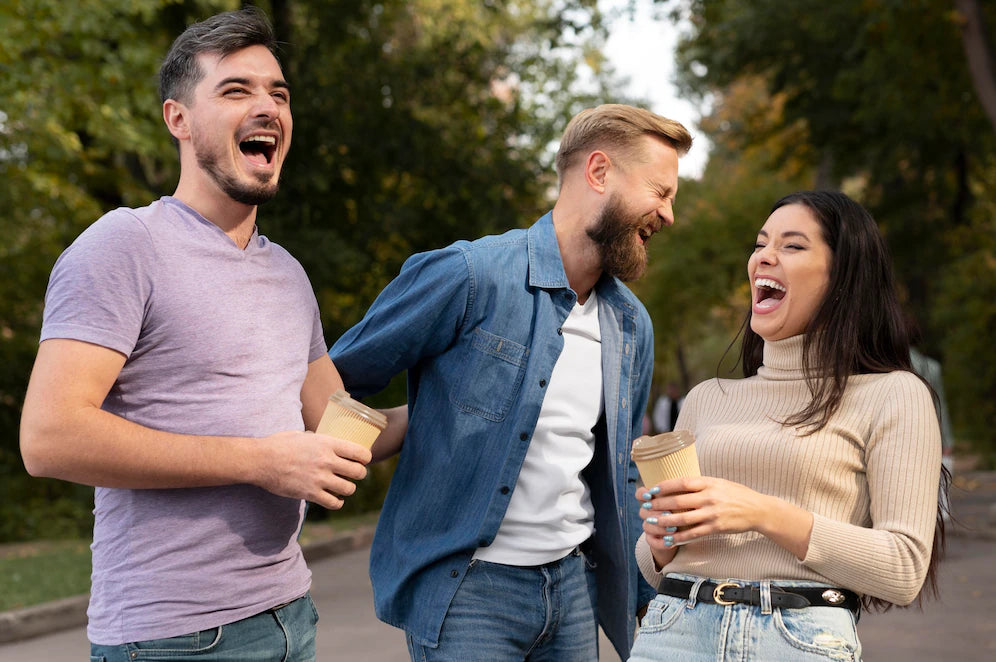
[736,190,948,612]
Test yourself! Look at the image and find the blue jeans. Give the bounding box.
[89,593,318,662]
[629,574,861,662]
[407,547,598,661]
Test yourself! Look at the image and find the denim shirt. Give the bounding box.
[330,212,656,658]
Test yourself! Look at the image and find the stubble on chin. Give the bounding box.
[195,147,280,206]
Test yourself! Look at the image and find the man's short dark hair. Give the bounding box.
[158,6,278,105]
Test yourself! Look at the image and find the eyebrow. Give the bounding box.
[215,76,290,92]
[757,229,810,240]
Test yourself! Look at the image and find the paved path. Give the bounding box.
[1,534,994,661]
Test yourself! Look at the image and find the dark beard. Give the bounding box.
[196,150,279,206]
[586,195,648,282]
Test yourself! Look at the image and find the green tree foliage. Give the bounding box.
[0,0,631,538]
[653,0,996,461]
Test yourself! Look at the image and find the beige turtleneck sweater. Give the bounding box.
[635,334,941,605]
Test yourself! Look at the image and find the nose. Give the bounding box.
[658,202,674,227]
[755,243,777,266]
[252,92,280,120]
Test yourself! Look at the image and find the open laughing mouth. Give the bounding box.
[239,134,277,167]
[637,221,660,245]
[754,277,786,310]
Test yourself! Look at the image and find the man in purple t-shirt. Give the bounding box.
[19,8,401,661]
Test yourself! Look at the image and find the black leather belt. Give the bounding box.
[658,578,861,616]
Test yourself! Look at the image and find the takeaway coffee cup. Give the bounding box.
[315,390,387,449]
[630,430,700,489]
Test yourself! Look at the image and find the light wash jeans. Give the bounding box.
[629,574,861,662]
[406,548,598,661]
[89,593,318,662]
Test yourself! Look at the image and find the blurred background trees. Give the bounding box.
[1,0,993,541]
[640,0,996,467]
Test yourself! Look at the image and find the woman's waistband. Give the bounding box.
[658,574,861,616]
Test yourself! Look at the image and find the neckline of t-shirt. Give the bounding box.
[162,196,262,254]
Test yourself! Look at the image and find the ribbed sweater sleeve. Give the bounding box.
[634,335,941,605]
[804,371,940,603]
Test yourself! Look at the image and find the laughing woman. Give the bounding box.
[629,191,947,662]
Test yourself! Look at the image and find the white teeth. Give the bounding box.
[244,135,276,144]
[755,278,786,292]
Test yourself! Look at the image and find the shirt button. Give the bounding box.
[500,486,510,495]
[539,379,547,387]
[479,539,490,547]
[520,432,528,441]
[450,570,459,578]
[557,327,563,335]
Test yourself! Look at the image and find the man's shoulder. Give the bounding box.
[258,236,307,273]
[403,227,528,276]
[463,226,529,253]
[64,202,164,258]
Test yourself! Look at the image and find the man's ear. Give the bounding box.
[163,99,191,142]
[583,150,611,194]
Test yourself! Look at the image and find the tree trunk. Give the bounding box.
[675,337,691,394]
[955,0,996,133]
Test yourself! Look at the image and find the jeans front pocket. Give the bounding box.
[636,594,684,634]
[773,607,859,661]
[449,328,528,421]
[126,626,223,658]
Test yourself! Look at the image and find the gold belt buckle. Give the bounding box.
[712,582,739,606]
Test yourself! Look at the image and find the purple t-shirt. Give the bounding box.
[41,197,326,644]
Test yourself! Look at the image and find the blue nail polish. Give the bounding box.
[665,526,677,533]
[646,516,658,525]
[662,510,672,516]
[663,535,674,547]
[649,486,661,495]
[641,502,653,509]
[641,492,653,501]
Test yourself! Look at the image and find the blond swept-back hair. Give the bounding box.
[555,104,692,183]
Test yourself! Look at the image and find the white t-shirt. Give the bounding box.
[474,291,603,565]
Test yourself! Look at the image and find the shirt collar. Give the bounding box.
[526,211,570,290]
[525,211,635,313]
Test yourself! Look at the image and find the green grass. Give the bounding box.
[0,540,92,611]
[0,512,380,612]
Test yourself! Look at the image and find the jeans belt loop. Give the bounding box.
[760,580,773,615]
[687,576,708,609]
